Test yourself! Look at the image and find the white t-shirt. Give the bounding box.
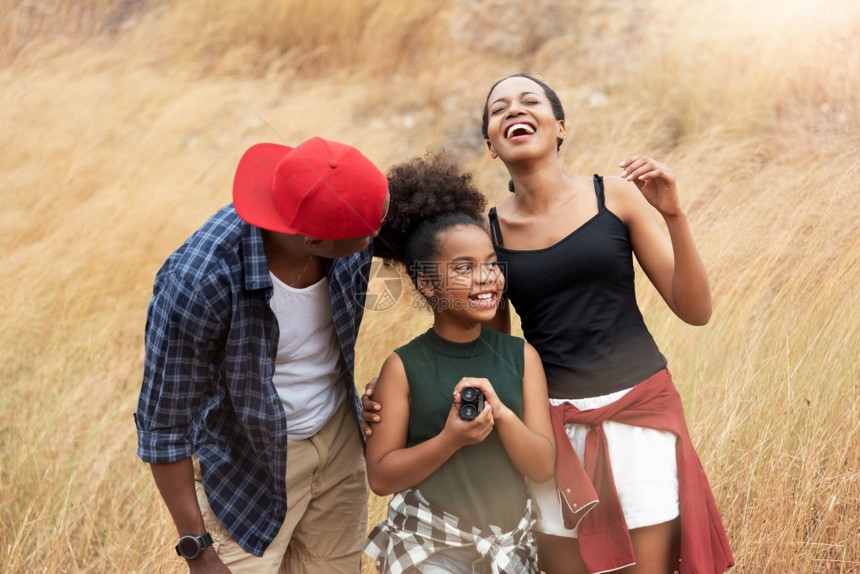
[268,272,346,441]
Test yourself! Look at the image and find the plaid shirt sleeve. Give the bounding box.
[135,262,230,463]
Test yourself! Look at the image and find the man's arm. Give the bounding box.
[137,273,231,572]
[150,460,230,572]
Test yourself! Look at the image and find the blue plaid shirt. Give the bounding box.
[134,204,371,556]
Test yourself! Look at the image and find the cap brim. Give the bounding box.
[233,143,299,233]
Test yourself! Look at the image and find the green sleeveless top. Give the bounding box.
[395,327,528,531]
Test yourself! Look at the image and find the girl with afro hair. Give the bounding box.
[364,152,555,574]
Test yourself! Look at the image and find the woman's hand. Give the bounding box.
[619,155,682,218]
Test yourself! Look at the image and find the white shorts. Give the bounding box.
[531,387,680,538]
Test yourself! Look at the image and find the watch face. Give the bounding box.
[177,536,201,559]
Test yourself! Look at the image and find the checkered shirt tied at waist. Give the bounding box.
[365,488,538,574]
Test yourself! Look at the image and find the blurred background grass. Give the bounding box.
[1,0,857,572]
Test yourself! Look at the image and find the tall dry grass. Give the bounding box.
[1,0,857,572]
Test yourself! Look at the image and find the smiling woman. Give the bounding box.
[479,71,729,574]
[483,73,565,157]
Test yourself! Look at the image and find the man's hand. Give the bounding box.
[361,377,382,437]
[188,547,232,573]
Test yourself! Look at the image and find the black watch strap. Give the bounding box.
[175,532,213,560]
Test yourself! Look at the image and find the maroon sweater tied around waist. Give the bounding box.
[551,369,734,574]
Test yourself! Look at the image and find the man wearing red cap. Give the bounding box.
[135,137,390,573]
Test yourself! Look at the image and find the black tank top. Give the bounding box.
[488,175,666,399]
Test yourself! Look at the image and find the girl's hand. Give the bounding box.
[454,377,514,423]
[442,392,494,448]
[619,155,682,218]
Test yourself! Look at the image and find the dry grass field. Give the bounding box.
[1,0,858,572]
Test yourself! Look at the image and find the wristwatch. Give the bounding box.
[175,532,213,560]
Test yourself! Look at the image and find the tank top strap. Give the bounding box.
[593,174,606,212]
[487,206,504,248]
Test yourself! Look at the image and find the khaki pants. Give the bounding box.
[194,400,368,574]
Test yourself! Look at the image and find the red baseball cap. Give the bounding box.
[233,137,388,239]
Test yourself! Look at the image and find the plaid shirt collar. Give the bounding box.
[240,219,272,291]
[365,488,538,574]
